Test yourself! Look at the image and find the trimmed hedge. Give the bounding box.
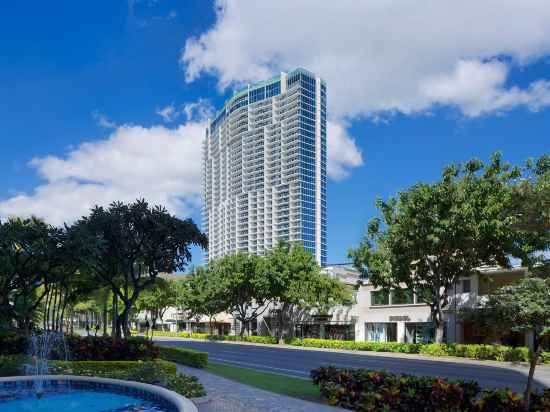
[291,338,421,353]
[290,338,550,364]
[158,345,208,368]
[0,331,28,355]
[50,359,177,377]
[64,335,159,361]
[134,330,210,340]
[419,343,532,362]
[0,354,27,376]
[208,335,278,344]
[311,365,550,411]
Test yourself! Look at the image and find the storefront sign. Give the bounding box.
[389,315,410,322]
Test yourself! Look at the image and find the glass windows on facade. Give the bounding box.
[461,279,471,293]
[405,322,442,344]
[249,87,265,103]
[391,288,414,305]
[366,322,397,342]
[266,81,281,98]
[371,290,390,306]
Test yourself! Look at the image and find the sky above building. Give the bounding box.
[1,0,549,265]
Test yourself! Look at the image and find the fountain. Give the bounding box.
[25,331,69,398]
[0,331,197,411]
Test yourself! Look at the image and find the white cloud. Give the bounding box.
[181,99,214,122]
[156,103,179,122]
[0,121,205,226]
[182,0,550,119]
[92,110,117,128]
[420,60,550,116]
[327,121,363,180]
[156,99,214,123]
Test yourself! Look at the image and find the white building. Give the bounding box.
[203,68,327,265]
[353,266,528,345]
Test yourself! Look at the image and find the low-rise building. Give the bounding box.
[353,265,527,345]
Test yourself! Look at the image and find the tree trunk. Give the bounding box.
[239,319,246,338]
[103,299,108,336]
[525,336,543,411]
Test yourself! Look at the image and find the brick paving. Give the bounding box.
[176,364,343,412]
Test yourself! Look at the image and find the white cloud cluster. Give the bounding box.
[156,99,214,123]
[182,0,550,119]
[0,122,205,225]
[327,121,363,181]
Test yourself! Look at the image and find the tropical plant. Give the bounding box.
[349,153,519,343]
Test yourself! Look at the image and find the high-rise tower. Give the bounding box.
[203,68,327,266]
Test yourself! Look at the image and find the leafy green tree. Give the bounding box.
[510,154,549,278]
[136,278,178,332]
[349,154,518,343]
[0,217,66,334]
[211,253,271,337]
[183,267,227,333]
[71,200,206,337]
[266,241,352,343]
[462,278,550,410]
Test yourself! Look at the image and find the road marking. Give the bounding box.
[209,357,310,378]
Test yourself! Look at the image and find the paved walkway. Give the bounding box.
[176,364,343,412]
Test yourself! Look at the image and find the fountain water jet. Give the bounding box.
[25,331,69,398]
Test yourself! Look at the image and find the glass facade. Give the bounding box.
[203,68,327,266]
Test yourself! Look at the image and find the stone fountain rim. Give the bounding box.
[0,374,198,412]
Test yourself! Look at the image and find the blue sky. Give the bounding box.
[1,1,549,266]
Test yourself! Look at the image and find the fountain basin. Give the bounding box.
[0,375,198,412]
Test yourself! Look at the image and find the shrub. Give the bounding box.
[158,345,208,368]
[0,331,28,355]
[0,354,27,376]
[531,388,550,411]
[63,336,159,361]
[311,365,480,412]
[312,366,550,412]
[291,338,421,354]
[50,359,176,377]
[167,374,206,398]
[53,359,205,398]
[473,388,525,412]
[208,335,278,344]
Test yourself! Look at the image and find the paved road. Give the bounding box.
[156,338,550,393]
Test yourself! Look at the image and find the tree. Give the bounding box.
[211,253,271,337]
[349,153,518,343]
[461,278,550,410]
[136,278,178,332]
[183,267,227,334]
[266,241,352,343]
[0,217,66,335]
[71,200,207,337]
[510,154,550,278]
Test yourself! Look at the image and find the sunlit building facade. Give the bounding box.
[203,68,327,265]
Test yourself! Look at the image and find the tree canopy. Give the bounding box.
[349,153,519,343]
[71,199,207,337]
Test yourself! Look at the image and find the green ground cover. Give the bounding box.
[206,362,321,401]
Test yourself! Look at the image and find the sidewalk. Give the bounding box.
[177,364,343,412]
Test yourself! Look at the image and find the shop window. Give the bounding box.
[371,290,390,306]
[391,288,414,305]
[405,322,446,344]
[366,322,397,342]
[461,279,471,293]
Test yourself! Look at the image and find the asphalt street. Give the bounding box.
[156,338,550,393]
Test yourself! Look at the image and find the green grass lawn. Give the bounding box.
[206,362,321,401]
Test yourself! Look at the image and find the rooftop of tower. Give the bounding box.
[208,67,326,130]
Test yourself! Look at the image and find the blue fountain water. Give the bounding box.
[0,331,174,412]
[0,390,159,412]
